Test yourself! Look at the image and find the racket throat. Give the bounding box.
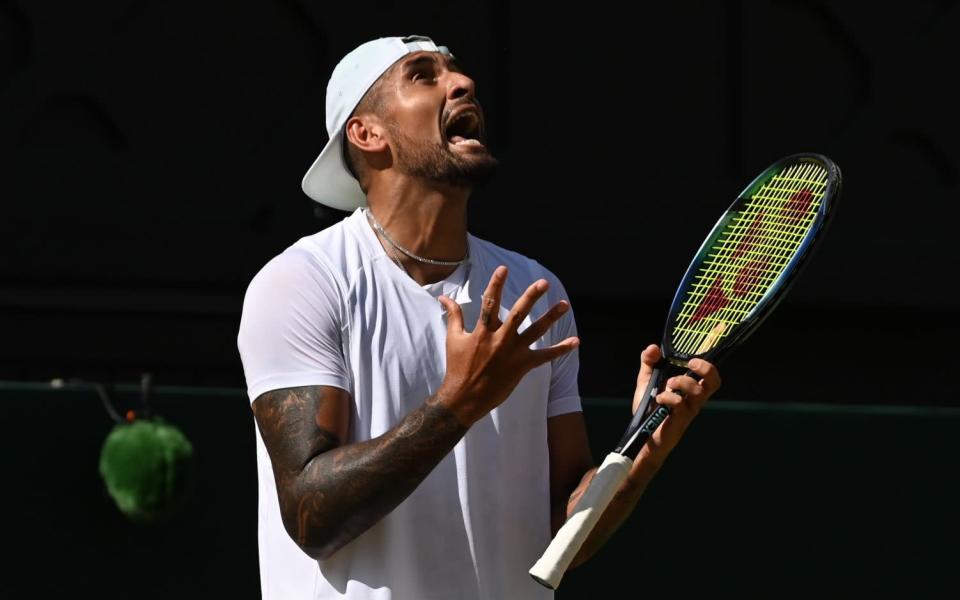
[615,362,663,457]
[614,360,693,459]
[616,404,671,459]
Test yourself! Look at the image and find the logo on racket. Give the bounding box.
[639,405,670,435]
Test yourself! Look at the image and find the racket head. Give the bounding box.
[661,153,841,363]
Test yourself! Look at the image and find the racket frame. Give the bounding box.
[626,153,842,447]
[530,153,841,590]
[662,152,841,364]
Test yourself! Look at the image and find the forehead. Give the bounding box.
[391,50,464,77]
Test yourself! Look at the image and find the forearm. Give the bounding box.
[281,393,468,560]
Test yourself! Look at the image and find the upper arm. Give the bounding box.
[252,385,353,476]
[251,385,352,534]
[238,249,354,533]
[547,411,594,534]
[537,261,591,529]
[237,248,351,404]
[534,261,581,418]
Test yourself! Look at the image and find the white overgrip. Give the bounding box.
[528,452,633,589]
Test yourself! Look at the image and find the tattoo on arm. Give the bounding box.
[253,387,468,560]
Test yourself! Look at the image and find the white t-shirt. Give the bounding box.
[237,207,581,599]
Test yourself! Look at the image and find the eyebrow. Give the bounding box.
[400,53,464,75]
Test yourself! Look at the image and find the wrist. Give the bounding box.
[419,393,471,443]
[627,447,664,490]
[434,385,478,428]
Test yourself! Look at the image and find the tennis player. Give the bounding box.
[237,35,721,599]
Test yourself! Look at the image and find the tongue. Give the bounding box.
[450,135,466,144]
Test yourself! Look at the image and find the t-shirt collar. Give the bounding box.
[349,207,480,306]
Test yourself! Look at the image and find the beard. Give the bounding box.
[387,121,499,189]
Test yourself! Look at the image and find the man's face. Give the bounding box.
[380,51,498,189]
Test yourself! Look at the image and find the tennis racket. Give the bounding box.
[529,153,842,589]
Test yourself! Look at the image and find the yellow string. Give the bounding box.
[670,161,827,354]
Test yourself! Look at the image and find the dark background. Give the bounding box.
[2,0,958,598]
[3,0,958,405]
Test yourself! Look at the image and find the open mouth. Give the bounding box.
[444,109,484,148]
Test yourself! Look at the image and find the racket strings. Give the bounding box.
[678,162,825,331]
[670,161,828,355]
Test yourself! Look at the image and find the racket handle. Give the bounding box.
[529,452,633,589]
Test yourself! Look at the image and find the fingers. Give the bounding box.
[437,295,464,333]
[663,376,704,405]
[517,300,569,345]
[503,278,549,336]
[528,336,580,367]
[477,266,507,331]
[686,358,722,396]
[660,358,722,414]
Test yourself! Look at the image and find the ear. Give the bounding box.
[344,115,389,154]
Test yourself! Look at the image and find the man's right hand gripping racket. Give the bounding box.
[529,153,842,589]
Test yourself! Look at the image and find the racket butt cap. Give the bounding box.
[529,571,557,590]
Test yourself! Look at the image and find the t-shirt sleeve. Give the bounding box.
[237,247,351,405]
[536,262,582,418]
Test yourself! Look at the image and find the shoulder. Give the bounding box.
[244,245,341,302]
[244,214,364,300]
[238,226,352,342]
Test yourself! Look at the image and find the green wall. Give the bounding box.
[4,382,955,598]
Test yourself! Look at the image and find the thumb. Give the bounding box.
[637,344,661,382]
[633,344,661,413]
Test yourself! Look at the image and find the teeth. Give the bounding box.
[446,112,480,142]
[454,139,482,146]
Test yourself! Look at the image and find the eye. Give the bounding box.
[412,70,436,83]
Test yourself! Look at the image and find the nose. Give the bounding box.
[446,71,476,102]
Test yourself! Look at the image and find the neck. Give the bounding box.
[364,175,470,286]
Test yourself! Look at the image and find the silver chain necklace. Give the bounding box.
[383,233,411,276]
[363,208,468,267]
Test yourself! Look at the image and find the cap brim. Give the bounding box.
[301,128,367,211]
